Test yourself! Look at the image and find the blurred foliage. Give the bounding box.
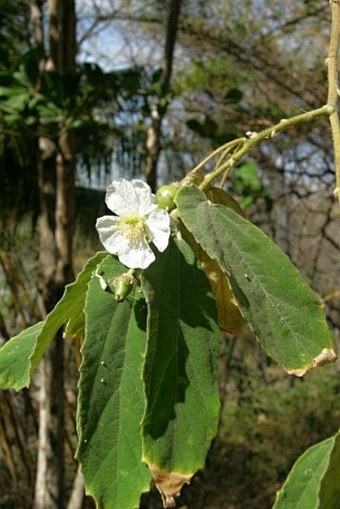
[175,56,249,98]
[0,0,30,73]
[231,161,273,211]
[184,353,340,509]
[0,51,152,223]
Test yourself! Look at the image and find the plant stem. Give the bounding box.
[189,138,246,174]
[198,104,333,191]
[327,1,340,201]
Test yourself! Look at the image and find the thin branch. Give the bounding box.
[180,21,322,108]
[327,0,340,201]
[77,13,161,46]
[197,104,333,191]
[189,138,246,175]
[145,0,182,190]
[260,5,328,42]
[322,289,340,302]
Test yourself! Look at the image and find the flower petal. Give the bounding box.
[131,179,158,215]
[145,209,171,252]
[105,178,158,217]
[96,216,129,254]
[105,179,139,216]
[118,239,156,269]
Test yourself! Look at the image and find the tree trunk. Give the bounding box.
[145,0,182,190]
[33,1,76,508]
[67,468,85,509]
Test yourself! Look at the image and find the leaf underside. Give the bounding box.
[175,185,336,375]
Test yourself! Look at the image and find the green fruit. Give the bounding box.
[156,184,178,211]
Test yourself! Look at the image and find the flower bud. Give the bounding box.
[110,274,136,302]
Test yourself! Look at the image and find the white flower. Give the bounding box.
[96,178,171,269]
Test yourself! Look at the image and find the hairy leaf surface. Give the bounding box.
[141,236,220,505]
[176,185,336,375]
[77,255,150,509]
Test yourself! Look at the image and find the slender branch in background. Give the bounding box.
[322,289,340,302]
[197,104,333,191]
[145,0,182,191]
[66,468,85,509]
[327,0,340,201]
[0,129,57,140]
[0,311,10,341]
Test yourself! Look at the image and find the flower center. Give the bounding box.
[118,215,146,241]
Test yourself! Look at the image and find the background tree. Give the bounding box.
[144,0,182,191]
[33,1,76,507]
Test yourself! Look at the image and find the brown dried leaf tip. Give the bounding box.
[288,348,337,377]
[149,465,192,508]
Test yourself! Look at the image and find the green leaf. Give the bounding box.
[0,322,44,390]
[141,236,220,505]
[62,253,108,339]
[76,255,151,509]
[0,252,107,390]
[0,85,27,99]
[176,185,336,375]
[22,47,45,85]
[273,429,340,509]
[319,430,340,508]
[186,118,205,135]
[30,252,109,366]
[234,161,259,185]
[232,161,273,211]
[223,87,243,103]
[0,92,28,111]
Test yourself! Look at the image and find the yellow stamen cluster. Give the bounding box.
[117,216,146,241]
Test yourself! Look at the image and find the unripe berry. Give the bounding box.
[156,184,178,212]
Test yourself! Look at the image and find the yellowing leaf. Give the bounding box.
[176,184,246,334]
[178,224,246,335]
[205,186,246,218]
[148,465,192,508]
[287,348,337,377]
[205,256,246,335]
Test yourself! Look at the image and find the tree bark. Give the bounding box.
[145,0,182,191]
[67,468,85,509]
[33,1,76,508]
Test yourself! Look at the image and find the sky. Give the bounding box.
[76,0,163,71]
